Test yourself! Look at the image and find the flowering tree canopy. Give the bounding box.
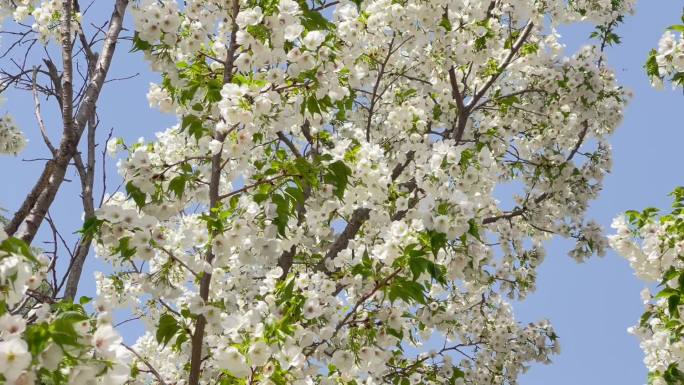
[0,0,635,384]
[647,17,684,90]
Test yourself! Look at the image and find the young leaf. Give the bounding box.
[156,313,180,347]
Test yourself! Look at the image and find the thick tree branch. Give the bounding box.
[316,208,371,271]
[60,0,75,138]
[448,66,468,143]
[188,1,239,384]
[317,151,416,272]
[63,113,97,300]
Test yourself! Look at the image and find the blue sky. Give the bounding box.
[1,2,683,384]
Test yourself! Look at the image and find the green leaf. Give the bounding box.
[656,288,680,299]
[51,310,88,347]
[271,193,292,236]
[449,368,466,384]
[640,311,652,327]
[663,363,684,384]
[306,95,321,115]
[351,250,374,278]
[521,42,539,56]
[169,175,187,199]
[181,115,208,140]
[494,90,518,116]
[77,217,104,240]
[438,14,452,31]
[0,237,38,263]
[407,250,446,285]
[156,313,180,347]
[645,49,660,79]
[172,330,189,352]
[467,219,482,241]
[301,8,333,30]
[324,160,352,200]
[395,88,417,104]
[276,276,296,305]
[408,255,428,280]
[201,76,223,103]
[24,323,50,356]
[428,231,447,255]
[285,186,305,205]
[425,260,446,285]
[113,237,136,261]
[672,72,684,86]
[389,279,426,305]
[247,24,271,43]
[670,295,681,318]
[253,193,269,203]
[56,310,88,322]
[130,32,152,52]
[662,267,680,286]
[126,181,147,209]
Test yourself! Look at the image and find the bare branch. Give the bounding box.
[32,67,57,156]
[122,344,169,385]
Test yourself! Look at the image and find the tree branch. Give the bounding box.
[32,67,56,156]
[366,35,395,142]
[481,121,590,225]
[468,22,534,110]
[188,1,240,383]
[122,344,169,385]
[7,0,130,244]
[63,112,97,300]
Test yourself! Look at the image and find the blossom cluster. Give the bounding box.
[610,188,684,384]
[0,114,26,155]
[1,0,82,43]
[647,28,684,89]
[0,229,131,385]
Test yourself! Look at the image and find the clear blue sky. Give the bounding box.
[1,2,683,384]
